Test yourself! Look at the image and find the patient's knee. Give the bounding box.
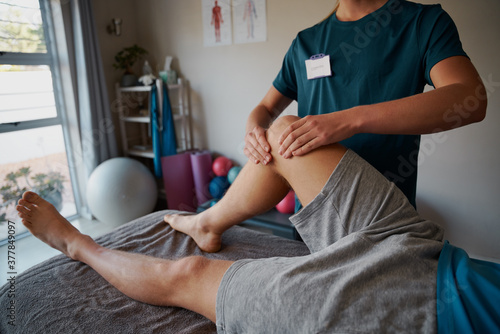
[174,256,209,279]
[267,115,300,148]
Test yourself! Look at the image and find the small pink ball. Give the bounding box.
[276,190,295,214]
[212,156,233,177]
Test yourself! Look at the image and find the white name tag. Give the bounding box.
[305,54,332,80]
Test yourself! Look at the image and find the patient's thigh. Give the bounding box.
[216,230,441,333]
[290,149,424,253]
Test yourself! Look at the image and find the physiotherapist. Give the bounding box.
[243,0,487,207]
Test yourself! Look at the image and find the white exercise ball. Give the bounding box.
[86,158,157,225]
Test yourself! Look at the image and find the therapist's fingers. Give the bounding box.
[243,144,269,165]
[289,136,322,157]
[278,118,311,158]
[281,130,319,158]
[279,115,338,158]
[244,126,271,164]
[255,127,270,154]
[280,112,357,158]
[278,118,307,146]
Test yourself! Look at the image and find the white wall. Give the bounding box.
[133,0,333,157]
[416,0,500,261]
[93,0,500,261]
[91,0,141,141]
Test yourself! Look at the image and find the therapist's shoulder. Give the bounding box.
[295,16,331,42]
[398,0,451,20]
[392,0,452,20]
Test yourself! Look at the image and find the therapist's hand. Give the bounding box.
[244,125,272,165]
[278,112,355,158]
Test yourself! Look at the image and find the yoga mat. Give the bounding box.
[161,153,197,212]
[191,151,213,205]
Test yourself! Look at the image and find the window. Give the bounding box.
[0,0,79,243]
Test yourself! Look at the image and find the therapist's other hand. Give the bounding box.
[278,113,354,158]
[244,125,272,165]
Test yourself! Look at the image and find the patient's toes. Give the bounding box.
[22,191,45,205]
[16,204,32,217]
[16,206,33,226]
[22,191,37,201]
[164,214,179,224]
[17,199,34,210]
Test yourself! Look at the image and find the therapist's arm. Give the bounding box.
[245,86,293,164]
[279,56,487,158]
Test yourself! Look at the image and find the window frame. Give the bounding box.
[0,0,82,221]
[0,0,62,131]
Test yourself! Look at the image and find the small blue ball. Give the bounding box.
[227,166,242,184]
[209,176,230,199]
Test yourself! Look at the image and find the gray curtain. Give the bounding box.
[70,0,118,175]
[50,0,117,219]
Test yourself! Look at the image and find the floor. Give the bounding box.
[0,217,119,284]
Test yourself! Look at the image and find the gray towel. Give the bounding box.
[0,210,308,334]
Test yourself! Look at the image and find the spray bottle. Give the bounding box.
[160,56,177,85]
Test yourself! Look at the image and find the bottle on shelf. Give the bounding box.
[142,60,153,76]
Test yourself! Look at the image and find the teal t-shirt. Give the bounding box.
[437,241,500,333]
[273,0,467,206]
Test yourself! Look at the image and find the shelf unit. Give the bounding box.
[115,78,192,161]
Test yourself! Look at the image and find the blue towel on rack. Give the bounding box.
[150,84,162,178]
[150,82,178,178]
[161,82,177,157]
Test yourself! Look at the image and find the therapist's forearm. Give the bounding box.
[246,86,293,134]
[246,105,275,134]
[355,82,487,136]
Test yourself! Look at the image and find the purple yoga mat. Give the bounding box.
[190,151,213,206]
[161,153,197,212]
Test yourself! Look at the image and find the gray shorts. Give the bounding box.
[216,149,444,334]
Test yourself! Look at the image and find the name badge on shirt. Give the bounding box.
[305,54,332,80]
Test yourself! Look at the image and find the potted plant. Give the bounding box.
[113,44,148,87]
[0,167,65,222]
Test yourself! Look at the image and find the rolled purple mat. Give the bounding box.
[161,153,197,212]
[190,151,213,206]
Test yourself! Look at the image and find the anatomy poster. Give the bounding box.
[233,0,267,44]
[202,0,232,47]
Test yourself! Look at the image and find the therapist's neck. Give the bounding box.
[336,0,389,21]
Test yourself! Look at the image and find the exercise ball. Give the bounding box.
[212,156,233,177]
[209,176,230,199]
[227,166,242,184]
[86,158,157,225]
[276,190,295,214]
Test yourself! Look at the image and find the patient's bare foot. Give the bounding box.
[16,191,93,260]
[164,213,222,253]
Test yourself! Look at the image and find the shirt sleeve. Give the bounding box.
[418,5,468,87]
[272,38,299,101]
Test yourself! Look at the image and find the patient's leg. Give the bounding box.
[16,191,231,322]
[165,115,347,252]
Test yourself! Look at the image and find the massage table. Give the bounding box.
[0,210,309,333]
